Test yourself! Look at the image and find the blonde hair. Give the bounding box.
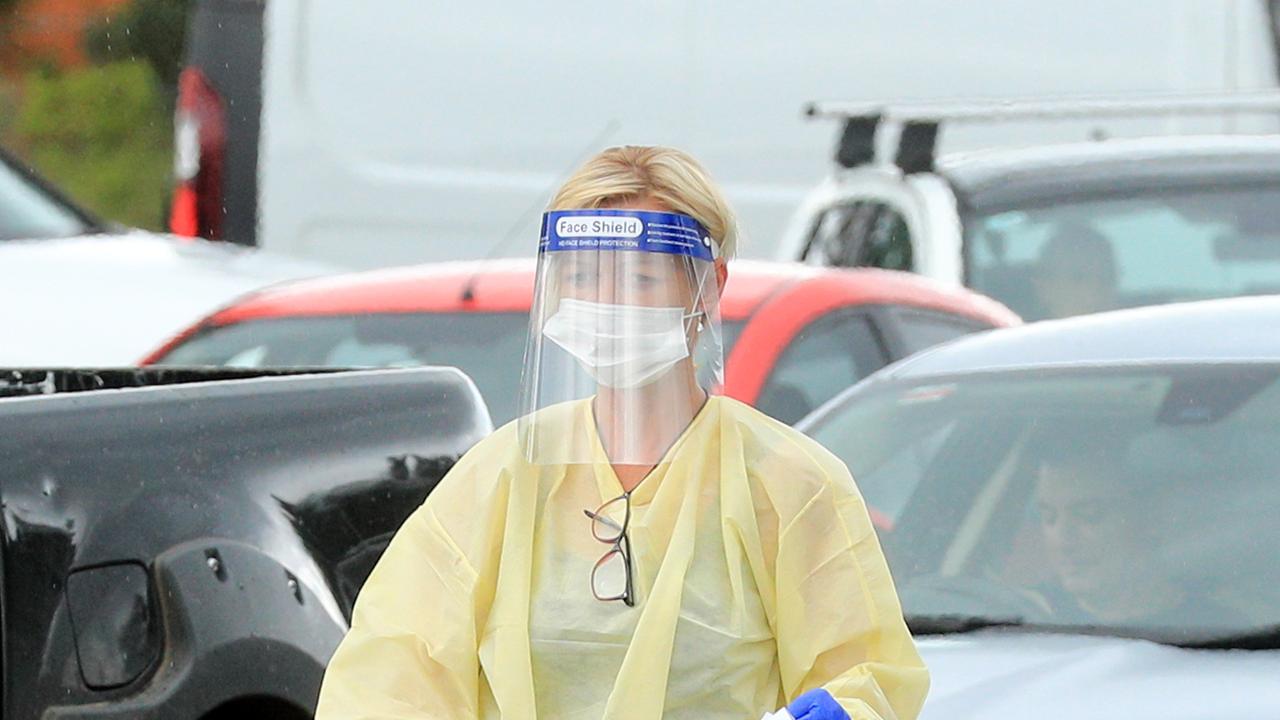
[549,145,739,259]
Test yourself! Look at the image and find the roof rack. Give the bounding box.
[805,91,1280,173]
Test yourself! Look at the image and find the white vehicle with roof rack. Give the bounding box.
[779,92,1280,321]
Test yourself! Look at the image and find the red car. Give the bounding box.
[144,260,1019,426]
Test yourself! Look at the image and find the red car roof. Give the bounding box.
[197,258,1016,325]
[142,259,1018,365]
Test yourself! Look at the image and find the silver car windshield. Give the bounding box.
[964,184,1280,321]
[807,364,1280,644]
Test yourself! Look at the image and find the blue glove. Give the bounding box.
[786,688,850,720]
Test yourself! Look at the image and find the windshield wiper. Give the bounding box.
[906,614,1028,636]
[1177,623,1280,651]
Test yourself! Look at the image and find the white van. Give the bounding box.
[171,0,1279,268]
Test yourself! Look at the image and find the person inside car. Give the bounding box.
[1031,222,1120,319]
[1033,442,1240,629]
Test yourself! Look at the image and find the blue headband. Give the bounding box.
[539,209,717,262]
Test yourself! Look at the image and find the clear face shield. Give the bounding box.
[517,209,724,466]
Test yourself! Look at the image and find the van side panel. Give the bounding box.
[259,0,695,267]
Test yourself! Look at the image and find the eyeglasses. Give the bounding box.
[583,491,635,607]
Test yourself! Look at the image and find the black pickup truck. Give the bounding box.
[0,367,491,719]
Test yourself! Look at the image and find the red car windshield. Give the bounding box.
[154,312,747,425]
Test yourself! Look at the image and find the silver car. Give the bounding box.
[798,297,1280,718]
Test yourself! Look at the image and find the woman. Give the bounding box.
[315,146,928,720]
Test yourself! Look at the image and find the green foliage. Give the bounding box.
[84,0,191,90]
[14,61,172,229]
[0,0,189,230]
[0,76,18,140]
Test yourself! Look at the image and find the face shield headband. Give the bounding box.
[539,209,718,262]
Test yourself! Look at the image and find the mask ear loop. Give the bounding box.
[682,262,709,339]
[685,233,722,341]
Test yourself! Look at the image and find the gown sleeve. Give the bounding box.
[314,452,498,720]
[772,449,930,720]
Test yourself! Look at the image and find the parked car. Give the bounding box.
[796,297,1280,717]
[779,95,1280,321]
[0,147,333,366]
[142,259,1019,425]
[172,0,1277,264]
[1,144,112,241]
[0,366,490,718]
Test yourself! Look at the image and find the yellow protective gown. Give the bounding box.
[315,396,928,720]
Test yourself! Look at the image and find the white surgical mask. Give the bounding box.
[542,298,697,389]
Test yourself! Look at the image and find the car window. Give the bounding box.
[160,313,751,426]
[856,203,913,271]
[718,319,746,359]
[893,308,990,354]
[155,313,529,424]
[806,366,1280,643]
[0,157,91,240]
[965,183,1280,321]
[802,201,914,271]
[757,312,887,425]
